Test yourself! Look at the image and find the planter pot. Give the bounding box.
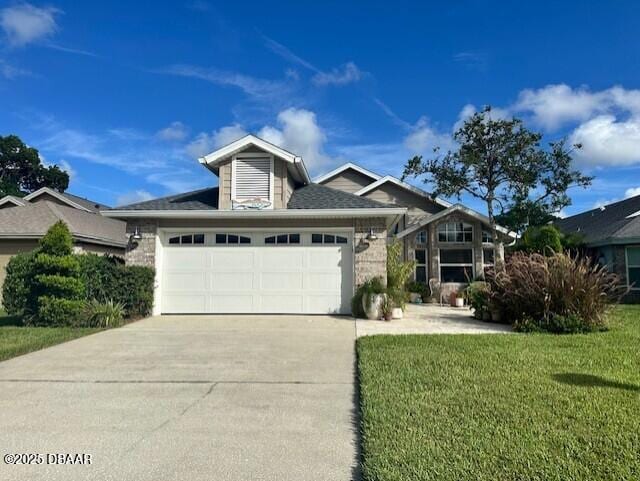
[490,309,502,323]
[362,293,385,320]
[449,292,458,306]
[383,312,393,321]
[482,310,491,322]
[391,307,403,319]
[409,292,422,303]
[455,297,465,308]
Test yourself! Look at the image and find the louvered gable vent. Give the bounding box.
[233,156,272,200]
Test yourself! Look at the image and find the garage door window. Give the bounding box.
[265,233,300,245]
[168,233,205,245]
[215,233,251,245]
[312,233,348,244]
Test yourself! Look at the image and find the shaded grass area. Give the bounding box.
[357,305,640,481]
[0,310,100,362]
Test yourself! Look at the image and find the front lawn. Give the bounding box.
[357,305,640,481]
[0,310,100,362]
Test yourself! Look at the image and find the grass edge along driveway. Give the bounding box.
[357,305,640,481]
[0,311,100,363]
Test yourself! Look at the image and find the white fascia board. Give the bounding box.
[354,175,452,208]
[396,204,516,239]
[0,195,27,207]
[313,162,382,184]
[102,207,407,220]
[23,187,92,212]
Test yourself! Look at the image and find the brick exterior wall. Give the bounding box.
[354,218,388,287]
[124,220,158,267]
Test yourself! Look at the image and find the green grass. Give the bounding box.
[357,305,640,481]
[0,309,100,362]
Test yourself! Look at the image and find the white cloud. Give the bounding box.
[156,121,189,142]
[263,35,320,73]
[625,187,640,199]
[185,124,247,158]
[258,108,332,171]
[116,190,153,206]
[0,59,30,78]
[312,62,362,86]
[404,117,454,155]
[0,3,59,47]
[570,115,640,167]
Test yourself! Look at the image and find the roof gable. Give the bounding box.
[354,175,451,208]
[0,195,27,208]
[313,162,381,185]
[24,187,94,212]
[198,134,310,184]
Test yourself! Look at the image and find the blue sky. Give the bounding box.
[1,1,639,214]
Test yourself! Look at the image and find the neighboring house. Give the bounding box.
[555,195,640,302]
[104,134,512,316]
[0,187,127,289]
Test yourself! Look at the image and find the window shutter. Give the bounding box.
[233,157,271,200]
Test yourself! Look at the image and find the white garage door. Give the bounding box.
[160,231,353,314]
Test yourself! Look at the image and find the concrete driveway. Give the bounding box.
[0,315,359,481]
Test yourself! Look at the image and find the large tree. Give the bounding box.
[0,134,69,197]
[402,107,592,265]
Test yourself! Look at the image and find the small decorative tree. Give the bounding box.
[386,241,415,309]
[25,221,85,326]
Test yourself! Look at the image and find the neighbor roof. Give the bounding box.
[313,162,381,184]
[555,195,640,245]
[198,134,311,184]
[0,195,27,208]
[22,187,109,213]
[0,201,126,247]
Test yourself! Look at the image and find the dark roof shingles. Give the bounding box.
[113,187,219,210]
[287,183,393,209]
[555,195,640,243]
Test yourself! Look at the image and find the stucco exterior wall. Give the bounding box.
[362,183,445,223]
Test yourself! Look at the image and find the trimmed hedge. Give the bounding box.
[2,251,37,316]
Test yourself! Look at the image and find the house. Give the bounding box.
[0,187,127,289]
[104,134,513,315]
[555,195,640,302]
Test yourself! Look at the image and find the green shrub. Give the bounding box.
[37,296,85,326]
[80,299,125,327]
[39,220,73,256]
[2,250,37,316]
[386,241,415,308]
[466,281,490,319]
[488,251,627,333]
[352,277,385,318]
[117,265,154,317]
[24,222,86,326]
[518,225,563,254]
[77,254,121,302]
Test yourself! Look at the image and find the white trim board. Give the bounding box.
[353,175,452,209]
[0,195,27,208]
[313,162,381,184]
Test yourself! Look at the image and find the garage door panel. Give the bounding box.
[260,272,304,290]
[261,250,304,269]
[161,232,352,314]
[164,249,208,269]
[211,272,254,290]
[211,295,254,312]
[164,272,206,291]
[163,295,207,314]
[211,250,256,269]
[306,272,340,290]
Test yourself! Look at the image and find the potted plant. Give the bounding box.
[466,282,491,320]
[454,289,465,308]
[381,295,393,321]
[361,277,386,320]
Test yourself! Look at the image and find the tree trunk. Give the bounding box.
[487,200,505,271]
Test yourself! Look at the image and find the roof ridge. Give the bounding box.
[111,186,218,209]
[307,182,392,208]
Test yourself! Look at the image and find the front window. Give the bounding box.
[482,229,493,243]
[437,222,473,243]
[415,230,427,244]
[440,248,473,282]
[627,247,640,289]
[415,248,427,282]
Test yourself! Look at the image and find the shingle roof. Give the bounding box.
[113,187,219,210]
[555,195,640,244]
[287,183,394,209]
[0,201,126,247]
[61,192,110,212]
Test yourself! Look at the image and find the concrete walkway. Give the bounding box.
[356,304,512,337]
[0,315,359,481]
